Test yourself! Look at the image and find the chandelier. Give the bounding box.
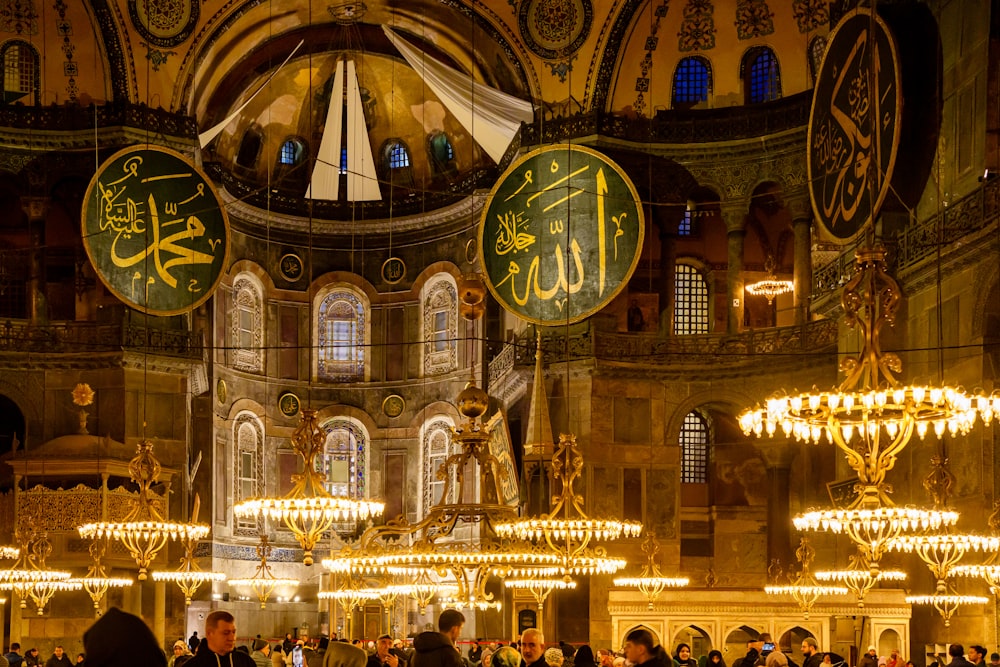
[0,528,78,615]
[764,537,848,619]
[234,408,384,566]
[815,548,907,607]
[228,535,299,608]
[504,577,576,610]
[75,538,132,611]
[905,589,989,627]
[746,256,794,304]
[741,247,991,576]
[613,534,688,609]
[153,528,226,605]
[78,440,210,580]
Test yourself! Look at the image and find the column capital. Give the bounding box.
[20,196,48,221]
[719,204,747,233]
[785,189,814,223]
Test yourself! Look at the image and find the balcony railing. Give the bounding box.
[488,319,837,380]
[0,320,201,358]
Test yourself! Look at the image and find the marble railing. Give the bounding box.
[0,320,201,358]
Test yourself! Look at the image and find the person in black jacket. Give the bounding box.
[82,607,166,667]
[185,611,257,667]
[43,647,72,667]
[948,646,976,667]
[800,638,822,667]
[623,629,669,667]
[411,609,466,667]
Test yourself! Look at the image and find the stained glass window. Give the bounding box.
[319,419,366,499]
[744,46,781,104]
[317,289,365,381]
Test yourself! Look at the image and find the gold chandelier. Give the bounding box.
[764,538,848,619]
[234,408,384,565]
[78,440,210,580]
[613,534,688,609]
[746,256,793,304]
[741,247,991,577]
[74,538,132,611]
[0,528,78,615]
[152,531,226,605]
[815,548,907,607]
[504,577,576,610]
[228,535,299,608]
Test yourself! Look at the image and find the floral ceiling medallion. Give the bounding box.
[518,0,593,60]
[128,0,198,48]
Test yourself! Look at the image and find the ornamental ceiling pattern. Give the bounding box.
[734,0,774,40]
[792,0,830,33]
[678,0,716,52]
[633,0,670,115]
[0,0,37,35]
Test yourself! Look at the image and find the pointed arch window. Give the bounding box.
[422,419,456,513]
[316,288,366,382]
[319,418,367,499]
[231,274,263,373]
[233,412,264,534]
[387,141,410,168]
[674,263,710,334]
[672,56,712,109]
[1,41,38,104]
[422,277,458,375]
[381,139,414,188]
[742,46,781,104]
[679,410,709,484]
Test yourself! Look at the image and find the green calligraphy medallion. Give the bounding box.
[82,146,231,316]
[478,145,644,325]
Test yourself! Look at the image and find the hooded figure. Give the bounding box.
[83,607,167,667]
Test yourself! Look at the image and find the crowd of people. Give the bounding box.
[4,607,998,667]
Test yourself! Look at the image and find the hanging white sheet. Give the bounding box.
[382,26,534,163]
[306,60,346,200]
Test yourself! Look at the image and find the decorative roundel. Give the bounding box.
[129,0,199,48]
[518,0,594,60]
[808,7,901,241]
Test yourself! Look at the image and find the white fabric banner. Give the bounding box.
[198,40,304,148]
[306,60,345,200]
[346,60,382,200]
[382,26,534,163]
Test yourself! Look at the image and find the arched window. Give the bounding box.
[236,127,263,169]
[679,410,709,484]
[422,276,458,375]
[742,46,781,104]
[428,132,456,176]
[319,418,367,499]
[678,202,694,236]
[316,287,366,382]
[233,412,263,534]
[1,41,38,105]
[809,36,827,85]
[231,273,263,373]
[674,263,710,335]
[279,139,303,165]
[422,419,456,513]
[672,56,712,109]
[381,139,414,188]
[387,141,410,168]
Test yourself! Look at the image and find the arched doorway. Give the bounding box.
[724,626,763,664]
[778,626,814,664]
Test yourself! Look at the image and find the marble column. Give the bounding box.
[759,442,797,573]
[22,197,48,326]
[722,205,746,335]
[789,194,813,325]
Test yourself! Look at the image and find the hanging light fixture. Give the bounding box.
[905,588,990,627]
[78,440,210,580]
[746,256,793,304]
[613,534,688,609]
[73,538,133,611]
[228,535,299,609]
[504,577,576,610]
[764,537,848,619]
[0,527,76,614]
[234,409,384,565]
[814,547,907,608]
[741,248,990,573]
[153,534,226,605]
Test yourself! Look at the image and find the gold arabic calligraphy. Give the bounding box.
[97,155,220,301]
[811,19,895,238]
[491,159,628,312]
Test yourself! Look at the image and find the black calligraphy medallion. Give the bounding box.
[128,0,198,48]
[81,146,231,316]
[808,7,901,241]
[478,145,644,325]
